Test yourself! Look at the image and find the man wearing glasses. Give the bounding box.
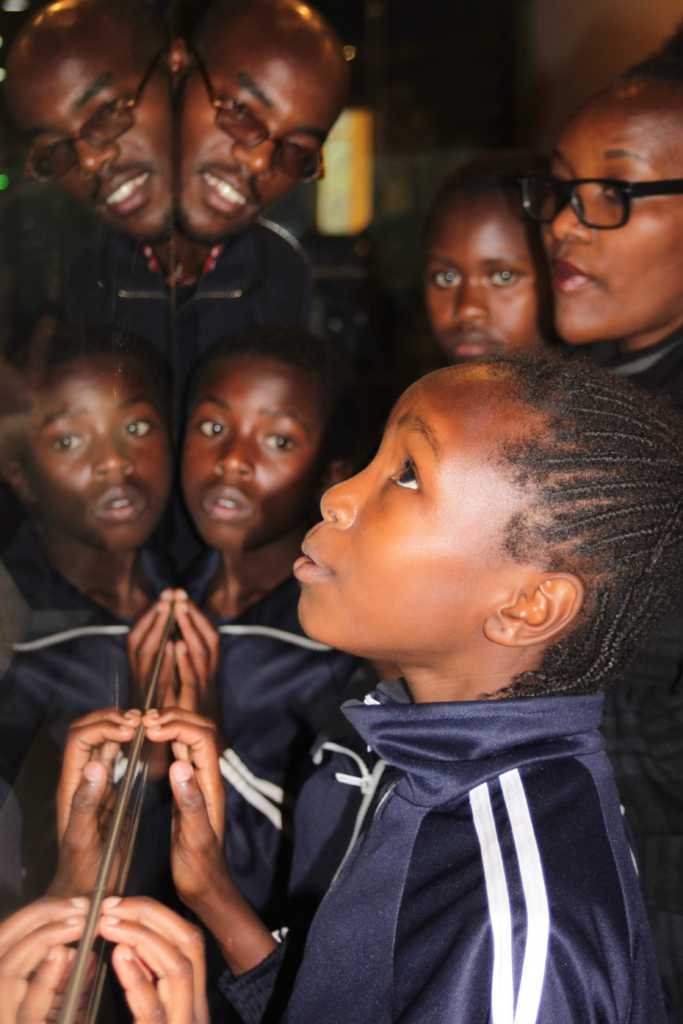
[5,0,349,380]
[6,0,173,246]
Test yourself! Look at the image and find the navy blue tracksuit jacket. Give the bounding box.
[187,551,370,925]
[0,523,171,902]
[221,681,666,1023]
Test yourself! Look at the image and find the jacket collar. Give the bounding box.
[342,680,604,806]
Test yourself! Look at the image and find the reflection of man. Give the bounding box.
[6,0,173,244]
[5,0,350,380]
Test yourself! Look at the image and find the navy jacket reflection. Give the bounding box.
[187,552,368,925]
[221,681,666,1024]
[0,523,171,901]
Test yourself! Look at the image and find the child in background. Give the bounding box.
[123,352,680,1022]
[424,155,552,363]
[181,327,378,924]
[0,322,177,901]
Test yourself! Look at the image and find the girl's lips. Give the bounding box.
[552,259,594,293]
[201,485,254,523]
[293,551,333,583]
[94,485,146,524]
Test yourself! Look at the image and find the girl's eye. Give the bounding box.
[199,420,223,438]
[52,434,82,452]
[430,269,460,289]
[264,434,294,452]
[490,269,518,286]
[392,458,419,491]
[126,419,152,437]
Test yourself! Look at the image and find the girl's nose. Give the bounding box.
[320,473,361,529]
[94,445,133,479]
[453,278,487,324]
[215,438,253,478]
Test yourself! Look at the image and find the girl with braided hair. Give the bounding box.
[61,353,681,1023]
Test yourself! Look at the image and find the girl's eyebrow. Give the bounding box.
[603,147,649,165]
[40,406,71,426]
[120,394,156,408]
[396,412,441,457]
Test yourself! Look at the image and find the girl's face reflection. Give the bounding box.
[14,357,171,554]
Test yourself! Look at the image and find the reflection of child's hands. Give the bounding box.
[128,590,176,707]
[0,897,88,1023]
[172,591,219,715]
[49,708,140,898]
[142,710,276,977]
[99,896,209,1024]
[129,590,219,716]
[142,708,225,906]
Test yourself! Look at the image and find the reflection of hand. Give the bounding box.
[129,590,219,716]
[142,709,225,906]
[173,592,219,716]
[143,710,276,976]
[128,591,176,707]
[99,896,209,1024]
[0,897,87,1023]
[49,708,139,897]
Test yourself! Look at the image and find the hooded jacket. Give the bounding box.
[221,680,666,1024]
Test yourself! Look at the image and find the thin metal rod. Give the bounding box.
[81,758,151,1023]
[58,604,176,1024]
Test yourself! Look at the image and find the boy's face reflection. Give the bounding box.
[9,36,173,242]
[17,358,171,554]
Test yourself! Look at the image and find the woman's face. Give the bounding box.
[545,81,683,351]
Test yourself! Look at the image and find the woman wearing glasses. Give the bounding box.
[520,29,683,410]
[522,27,683,1023]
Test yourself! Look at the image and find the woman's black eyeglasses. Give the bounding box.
[26,50,165,182]
[191,50,324,183]
[520,174,683,229]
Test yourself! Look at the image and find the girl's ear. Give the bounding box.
[318,458,354,493]
[483,574,584,649]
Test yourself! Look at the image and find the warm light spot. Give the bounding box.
[343,45,357,62]
[0,68,6,83]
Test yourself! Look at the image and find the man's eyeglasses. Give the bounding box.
[192,51,323,183]
[520,174,683,229]
[25,50,165,182]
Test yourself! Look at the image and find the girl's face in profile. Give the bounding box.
[425,193,546,363]
[545,81,683,352]
[294,367,541,690]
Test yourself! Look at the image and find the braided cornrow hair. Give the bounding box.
[491,354,683,698]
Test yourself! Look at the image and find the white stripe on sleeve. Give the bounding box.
[500,769,550,1024]
[470,781,514,1024]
